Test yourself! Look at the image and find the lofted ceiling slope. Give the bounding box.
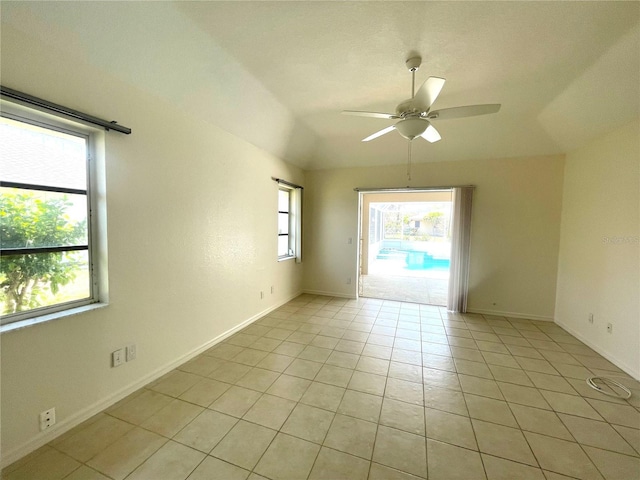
[2,1,639,170]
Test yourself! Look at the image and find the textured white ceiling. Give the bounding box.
[3,2,639,170]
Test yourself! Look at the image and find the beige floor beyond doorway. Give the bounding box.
[360,275,448,306]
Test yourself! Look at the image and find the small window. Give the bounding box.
[278,188,291,257]
[0,113,97,324]
[277,185,302,261]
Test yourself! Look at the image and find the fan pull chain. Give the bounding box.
[407,141,412,181]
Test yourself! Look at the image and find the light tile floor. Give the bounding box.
[4,294,640,480]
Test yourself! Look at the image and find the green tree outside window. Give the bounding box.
[0,191,87,314]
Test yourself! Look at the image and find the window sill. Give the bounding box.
[278,255,297,262]
[0,302,108,334]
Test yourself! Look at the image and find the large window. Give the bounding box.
[277,184,302,261]
[0,112,97,324]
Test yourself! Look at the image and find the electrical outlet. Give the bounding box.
[607,323,613,333]
[112,348,124,367]
[260,291,264,299]
[39,407,56,431]
[270,286,274,294]
[346,277,352,285]
[588,313,594,324]
[126,344,137,362]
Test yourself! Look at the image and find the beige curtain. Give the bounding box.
[447,186,473,312]
[293,187,303,264]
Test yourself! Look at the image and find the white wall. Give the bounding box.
[0,20,304,463]
[303,155,565,320]
[555,121,640,379]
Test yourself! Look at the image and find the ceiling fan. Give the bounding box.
[342,56,501,145]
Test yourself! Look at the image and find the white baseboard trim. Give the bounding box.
[555,318,640,381]
[467,308,554,322]
[0,291,302,469]
[301,289,356,300]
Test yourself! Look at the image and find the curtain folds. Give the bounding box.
[447,187,474,312]
[293,187,303,264]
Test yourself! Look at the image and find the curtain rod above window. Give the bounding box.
[0,85,132,135]
[271,177,303,189]
[354,185,474,192]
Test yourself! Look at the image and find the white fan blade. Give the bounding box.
[342,110,399,119]
[421,124,441,143]
[362,125,396,142]
[427,104,501,120]
[413,76,446,111]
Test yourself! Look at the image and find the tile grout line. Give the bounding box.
[10,294,638,480]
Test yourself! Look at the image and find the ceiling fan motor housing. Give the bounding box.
[396,99,425,117]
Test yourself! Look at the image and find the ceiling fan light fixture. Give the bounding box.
[395,117,429,140]
[343,57,501,146]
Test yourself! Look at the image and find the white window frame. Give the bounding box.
[277,184,302,262]
[0,102,107,331]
